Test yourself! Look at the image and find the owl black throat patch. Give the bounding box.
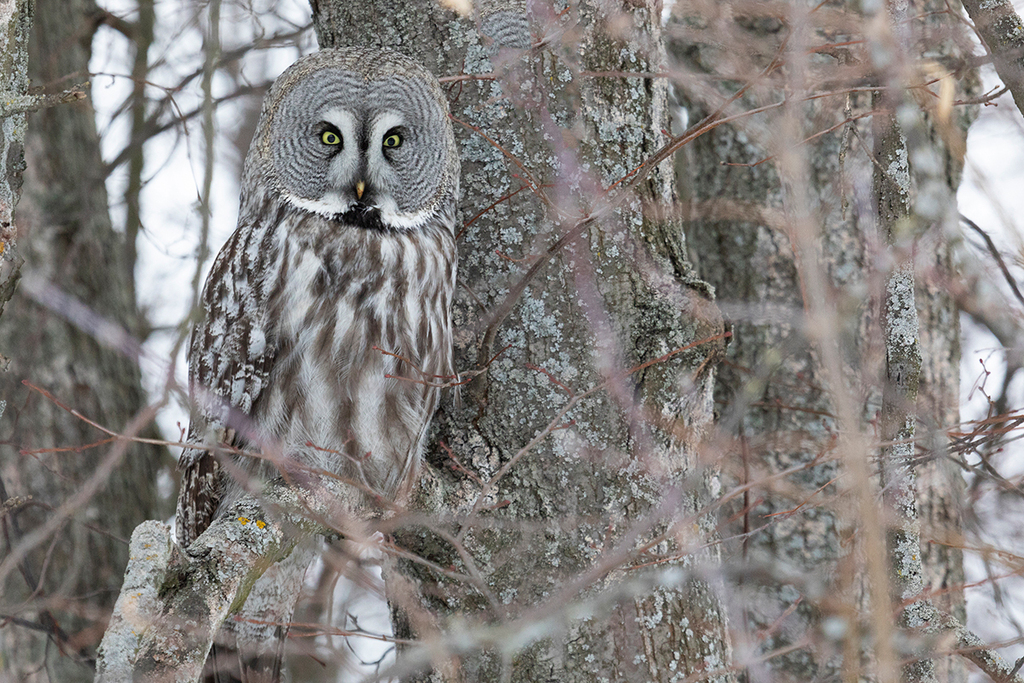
[337,203,390,232]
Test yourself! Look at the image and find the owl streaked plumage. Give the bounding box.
[174,47,459,681]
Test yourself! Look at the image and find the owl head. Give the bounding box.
[242,48,459,232]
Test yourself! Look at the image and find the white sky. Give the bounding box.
[957,69,1024,677]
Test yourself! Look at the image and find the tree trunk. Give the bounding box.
[668,0,974,679]
[0,0,162,680]
[0,0,30,341]
[313,2,735,681]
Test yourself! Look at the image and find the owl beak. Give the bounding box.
[355,181,366,200]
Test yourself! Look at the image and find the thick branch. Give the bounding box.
[961,0,1024,121]
[951,616,1024,683]
[95,486,332,682]
[921,608,1024,683]
[0,86,88,119]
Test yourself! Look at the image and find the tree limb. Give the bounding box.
[0,86,89,119]
[95,485,336,682]
[961,0,1024,120]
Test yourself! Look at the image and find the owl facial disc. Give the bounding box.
[260,56,457,233]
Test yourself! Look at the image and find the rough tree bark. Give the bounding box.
[0,0,162,680]
[313,1,734,681]
[960,0,1024,120]
[0,0,30,348]
[91,0,734,678]
[91,1,1024,681]
[669,0,974,680]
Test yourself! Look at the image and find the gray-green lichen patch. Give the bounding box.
[95,521,177,681]
[885,266,919,350]
[322,2,733,679]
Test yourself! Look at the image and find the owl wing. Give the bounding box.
[175,224,280,548]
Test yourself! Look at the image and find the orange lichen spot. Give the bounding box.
[255,520,266,529]
[238,516,250,525]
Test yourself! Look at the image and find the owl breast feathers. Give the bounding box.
[175,47,460,549]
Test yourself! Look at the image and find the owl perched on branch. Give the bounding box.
[174,47,459,681]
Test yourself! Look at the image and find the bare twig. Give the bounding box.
[960,0,1024,120]
[960,214,1024,311]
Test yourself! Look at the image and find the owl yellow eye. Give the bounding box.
[321,130,341,145]
[383,133,402,148]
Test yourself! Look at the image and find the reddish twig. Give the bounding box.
[439,440,484,486]
[457,185,531,240]
[524,363,574,397]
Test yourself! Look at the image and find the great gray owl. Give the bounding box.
[174,47,459,681]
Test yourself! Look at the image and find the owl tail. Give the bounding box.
[204,543,315,683]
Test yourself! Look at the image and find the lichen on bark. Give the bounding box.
[669,0,974,679]
[314,2,733,681]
